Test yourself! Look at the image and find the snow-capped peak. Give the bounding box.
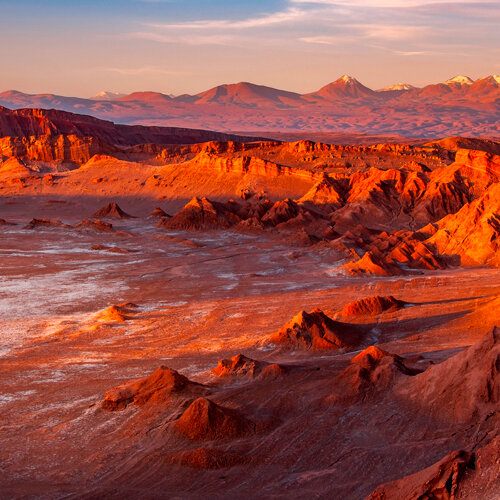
[90,91,125,100]
[379,83,415,91]
[339,75,356,84]
[444,75,474,85]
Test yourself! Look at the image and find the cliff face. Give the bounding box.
[342,151,500,275]
[0,135,117,165]
[0,106,262,147]
[190,152,322,181]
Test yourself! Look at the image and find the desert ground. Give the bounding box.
[0,108,499,498]
[1,209,499,499]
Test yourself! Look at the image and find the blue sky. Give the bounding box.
[0,0,498,96]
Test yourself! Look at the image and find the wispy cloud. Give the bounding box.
[125,0,498,58]
[290,0,495,7]
[300,24,427,44]
[360,24,427,40]
[102,66,187,76]
[129,32,235,45]
[299,35,349,45]
[147,8,306,30]
[394,50,431,56]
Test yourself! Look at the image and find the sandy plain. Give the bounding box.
[0,205,499,498]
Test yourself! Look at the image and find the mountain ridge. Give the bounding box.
[1,74,498,137]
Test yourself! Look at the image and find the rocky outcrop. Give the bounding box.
[271,308,362,350]
[96,303,138,322]
[398,327,500,423]
[340,296,407,317]
[346,179,500,275]
[75,219,115,233]
[367,449,476,500]
[91,202,135,219]
[343,249,403,277]
[261,198,301,226]
[0,156,33,177]
[325,150,498,235]
[0,134,116,165]
[329,346,420,402]
[174,398,255,441]
[427,137,500,156]
[212,354,286,379]
[150,207,170,219]
[102,366,208,411]
[424,183,500,267]
[298,174,344,208]
[159,197,238,230]
[0,106,258,147]
[190,152,321,182]
[24,218,71,230]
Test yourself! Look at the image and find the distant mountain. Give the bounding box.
[444,76,474,86]
[305,75,375,100]
[117,91,173,103]
[0,90,90,110]
[192,82,302,108]
[469,75,500,96]
[0,75,498,137]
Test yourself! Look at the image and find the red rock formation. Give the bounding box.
[91,202,135,219]
[398,327,500,423]
[75,219,114,233]
[159,197,239,230]
[329,346,420,403]
[0,106,257,147]
[174,398,255,441]
[424,183,500,267]
[212,354,270,378]
[343,249,401,277]
[298,174,344,209]
[347,177,500,275]
[23,218,71,230]
[261,198,301,226]
[103,366,207,411]
[428,136,500,156]
[0,156,33,177]
[340,296,407,317]
[150,207,170,218]
[0,134,116,165]
[344,229,445,276]
[97,303,138,323]
[211,354,287,379]
[367,449,475,500]
[190,151,321,182]
[350,345,395,364]
[270,308,362,350]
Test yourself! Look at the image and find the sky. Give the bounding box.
[0,0,499,97]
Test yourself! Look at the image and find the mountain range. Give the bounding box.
[0,75,499,137]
